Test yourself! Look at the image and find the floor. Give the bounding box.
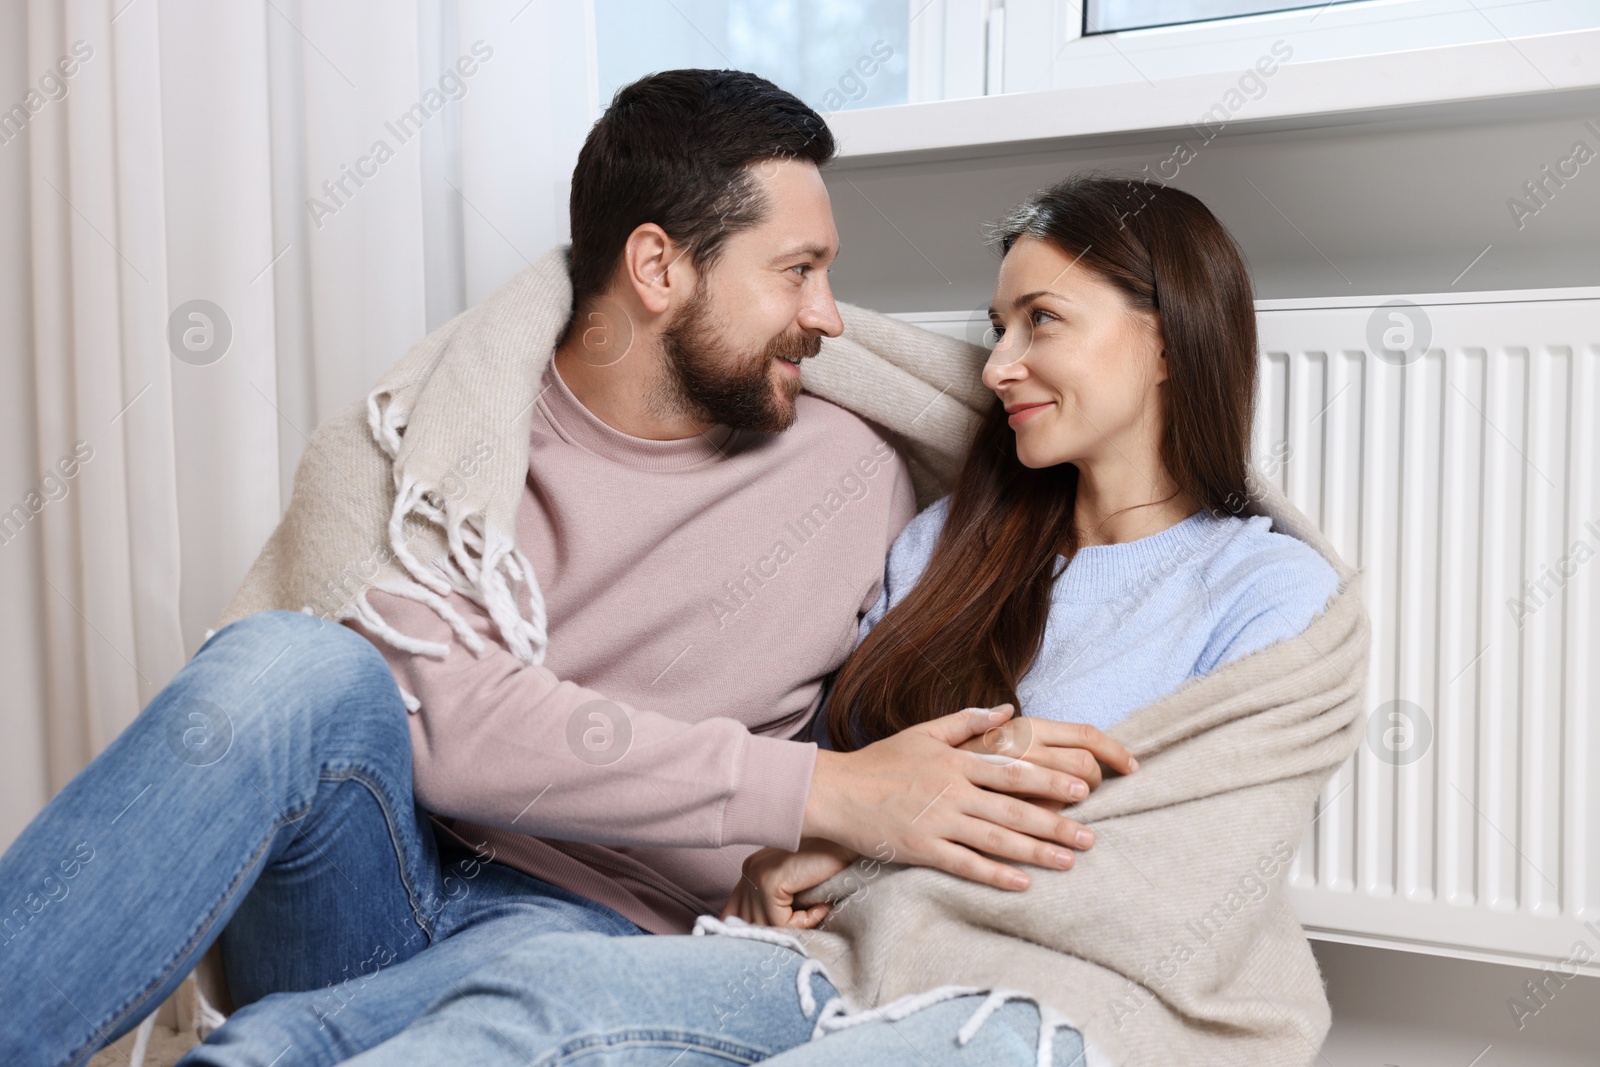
[1315,940,1599,1066]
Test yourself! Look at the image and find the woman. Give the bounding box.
[344,174,1341,1067]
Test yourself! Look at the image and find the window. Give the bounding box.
[1085,1,1360,35]
[593,0,909,116]
[1009,0,1600,97]
[592,1,1600,114]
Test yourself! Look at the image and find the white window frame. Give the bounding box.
[906,0,1600,101]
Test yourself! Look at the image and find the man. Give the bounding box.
[0,70,1104,1067]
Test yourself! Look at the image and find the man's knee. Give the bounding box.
[178,610,405,744]
[204,609,390,684]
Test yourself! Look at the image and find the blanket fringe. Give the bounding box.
[355,356,555,673]
[794,957,830,1018]
[692,916,1105,1067]
[372,470,549,668]
[347,590,450,659]
[388,478,454,599]
[475,528,542,665]
[367,387,408,460]
[1039,1003,1096,1067]
[128,1015,154,1067]
[812,983,982,1040]
[953,990,1094,1067]
[373,580,487,657]
[124,976,228,1067]
[692,916,837,1023]
[956,988,1036,1044]
[691,913,804,952]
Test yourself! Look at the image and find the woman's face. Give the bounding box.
[982,236,1167,473]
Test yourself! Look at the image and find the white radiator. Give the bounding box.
[896,288,1600,974]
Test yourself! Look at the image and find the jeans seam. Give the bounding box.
[317,767,437,943]
[61,810,294,1067]
[531,1028,773,1067]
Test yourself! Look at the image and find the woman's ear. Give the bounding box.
[1146,313,1169,386]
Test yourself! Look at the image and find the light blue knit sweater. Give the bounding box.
[817,495,1339,744]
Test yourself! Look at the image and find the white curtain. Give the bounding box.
[0,0,595,849]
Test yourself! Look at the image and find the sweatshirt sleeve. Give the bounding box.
[343,587,817,852]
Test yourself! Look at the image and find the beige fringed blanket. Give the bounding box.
[161,244,1367,1067]
[779,480,1369,1067]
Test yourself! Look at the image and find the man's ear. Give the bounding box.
[621,223,690,316]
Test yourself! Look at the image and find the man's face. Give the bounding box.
[654,160,843,434]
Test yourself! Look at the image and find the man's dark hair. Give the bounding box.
[567,69,834,310]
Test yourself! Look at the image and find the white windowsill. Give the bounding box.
[827,26,1600,163]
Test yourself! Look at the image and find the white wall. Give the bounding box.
[819,88,1600,311]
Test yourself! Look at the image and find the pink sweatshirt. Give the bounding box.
[345,355,918,934]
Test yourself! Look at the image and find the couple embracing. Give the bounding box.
[1,68,1367,1067]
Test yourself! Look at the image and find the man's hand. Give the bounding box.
[802,704,1135,892]
[723,840,857,929]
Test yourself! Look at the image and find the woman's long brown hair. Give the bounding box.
[824,173,1260,750]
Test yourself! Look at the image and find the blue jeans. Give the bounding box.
[344,931,1088,1067]
[0,610,641,1067]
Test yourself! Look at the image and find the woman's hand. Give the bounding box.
[956,716,1137,799]
[723,839,858,929]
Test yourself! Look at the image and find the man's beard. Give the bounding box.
[655,284,821,434]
